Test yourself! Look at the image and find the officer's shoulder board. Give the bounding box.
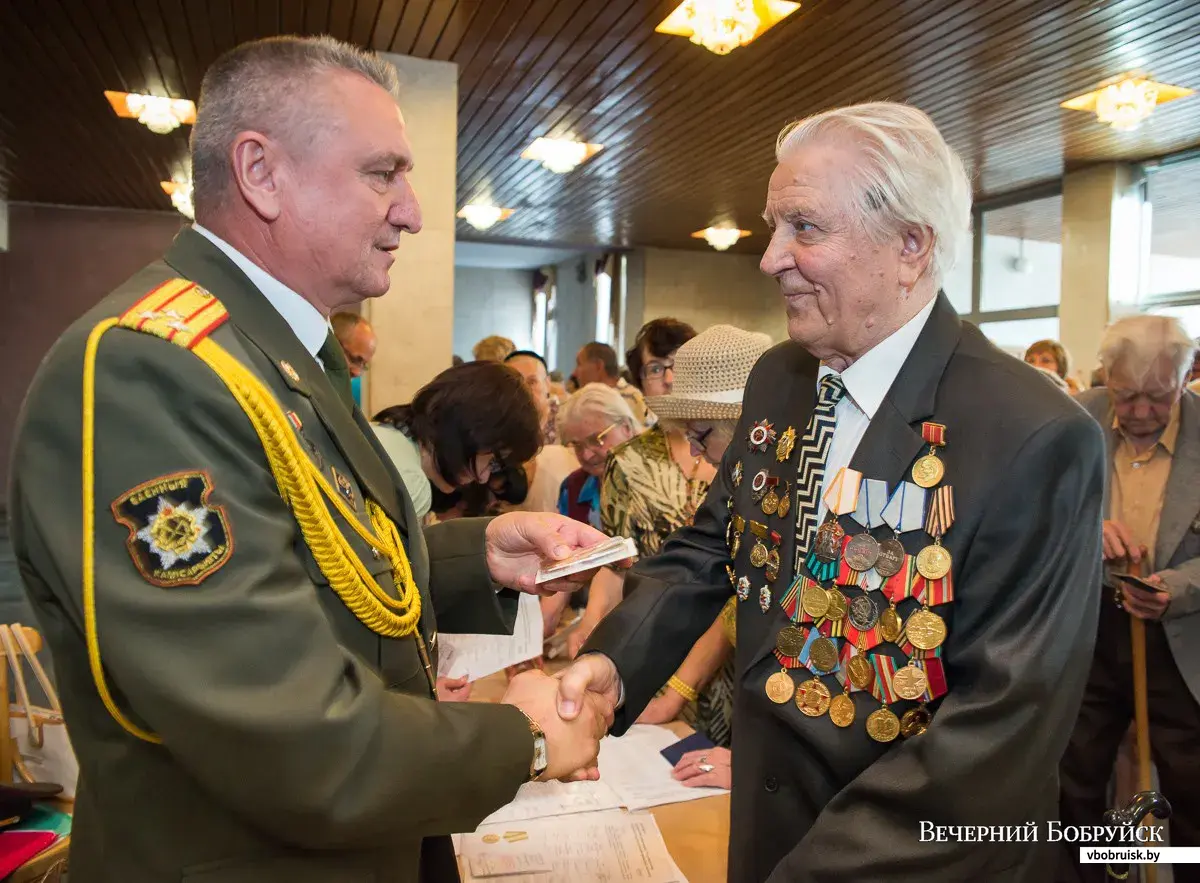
[117,277,229,350]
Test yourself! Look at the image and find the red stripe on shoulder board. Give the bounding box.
[184,310,230,350]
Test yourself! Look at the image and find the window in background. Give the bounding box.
[1141,160,1200,334]
[977,317,1061,356]
[595,270,612,344]
[532,289,547,356]
[941,252,973,314]
[546,284,559,372]
[979,196,1063,312]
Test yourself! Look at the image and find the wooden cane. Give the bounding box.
[1129,549,1156,883]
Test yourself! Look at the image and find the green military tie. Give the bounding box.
[318,330,354,409]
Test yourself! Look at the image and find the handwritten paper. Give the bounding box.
[462,810,686,883]
[438,593,541,681]
[480,779,624,827]
[466,841,552,878]
[598,726,725,812]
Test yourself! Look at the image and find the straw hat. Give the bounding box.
[645,324,773,422]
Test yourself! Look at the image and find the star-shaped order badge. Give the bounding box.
[112,471,232,587]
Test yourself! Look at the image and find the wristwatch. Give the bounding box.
[517,710,548,781]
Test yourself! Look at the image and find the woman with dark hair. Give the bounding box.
[626,317,697,399]
[372,361,542,522]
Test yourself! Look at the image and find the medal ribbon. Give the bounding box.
[921,422,946,447]
[818,616,845,639]
[872,653,899,704]
[881,482,927,534]
[924,485,956,538]
[798,627,840,675]
[882,555,917,602]
[852,478,889,529]
[822,467,861,516]
[921,657,949,702]
[844,620,884,652]
[780,575,804,622]
[912,571,955,606]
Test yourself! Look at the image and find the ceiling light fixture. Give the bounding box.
[520,137,603,174]
[160,179,193,219]
[1061,75,1193,132]
[105,90,196,134]
[456,204,515,231]
[656,0,800,56]
[692,226,751,251]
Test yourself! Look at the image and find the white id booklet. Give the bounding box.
[534,536,638,584]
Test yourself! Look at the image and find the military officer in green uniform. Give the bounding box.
[9,36,614,882]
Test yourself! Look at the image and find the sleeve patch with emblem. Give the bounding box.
[111,471,233,587]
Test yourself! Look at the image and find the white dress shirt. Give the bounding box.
[813,296,938,524]
[193,224,331,364]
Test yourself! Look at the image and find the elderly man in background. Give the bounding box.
[1058,315,1200,883]
[558,102,1105,882]
[575,341,649,425]
[505,349,560,445]
[9,36,613,883]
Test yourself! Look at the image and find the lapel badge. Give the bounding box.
[280,361,301,383]
[731,461,744,488]
[776,426,797,462]
[737,575,751,602]
[748,420,777,453]
[759,585,772,613]
[331,467,357,509]
[750,468,770,503]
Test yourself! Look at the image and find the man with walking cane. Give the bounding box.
[1059,315,1200,883]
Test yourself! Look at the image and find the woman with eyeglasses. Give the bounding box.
[371,361,542,524]
[556,384,641,529]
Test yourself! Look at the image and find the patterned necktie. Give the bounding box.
[318,330,354,409]
[793,373,847,571]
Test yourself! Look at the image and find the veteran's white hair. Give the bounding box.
[1098,315,1196,389]
[557,383,640,440]
[776,102,973,288]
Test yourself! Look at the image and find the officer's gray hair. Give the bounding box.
[190,35,400,220]
[776,102,972,289]
[1098,315,1196,389]
[557,383,639,441]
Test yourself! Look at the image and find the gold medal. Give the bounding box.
[801,582,830,619]
[906,607,947,651]
[750,539,769,569]
[777,491,791,519]
[776,426,796,462]
[847,653,874,690]
[795,678,831,717]
[900,705,931,738]
[809,636,838,674]
[761,487,780,516]
[765,549,781,583]
[911,453,944,488]
[916,543,952,580]
[866,706,901,742]
[892,663,928,701]
[775,625,806,657]
[825,588,848,621]
[829,692,855,727]
[879,604,903,643]
[765,669,795,704]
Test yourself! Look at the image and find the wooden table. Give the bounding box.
[468,669,730,883]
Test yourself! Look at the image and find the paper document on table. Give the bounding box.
[479,778,624,826]
[437,593,541,681]
[462,810,686,883]
[599,725,725,811]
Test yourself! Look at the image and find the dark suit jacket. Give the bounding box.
[1077,387,1200,704]
[9,229,532,882]
[586,294,1106,882]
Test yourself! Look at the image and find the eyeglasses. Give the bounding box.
[474,453,507,483]
[566,421,621,453]
[641,360,674,380]
[685,425,714,450]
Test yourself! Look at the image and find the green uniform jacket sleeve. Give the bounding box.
[16,328,531,848]
[424,517,521,635]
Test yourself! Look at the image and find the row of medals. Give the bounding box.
[734,426,951,743]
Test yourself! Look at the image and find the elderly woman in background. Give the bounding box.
[556,384,640,529]
[574,326,772,785]
[1025,338,1081,393]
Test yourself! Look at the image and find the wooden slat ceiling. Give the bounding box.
[2,0,1199,258]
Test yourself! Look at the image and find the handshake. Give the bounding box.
[500,654,623,781]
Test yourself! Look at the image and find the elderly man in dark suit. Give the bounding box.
[557,101,1106,882]
[1059,315,1200,883]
